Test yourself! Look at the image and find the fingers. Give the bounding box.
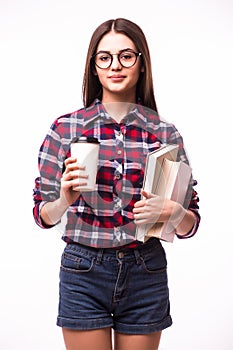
[133,209,150,225]
[141,189,149,199]
[141,189,156,199]
[133,198,149,219]
[133,192,155,209]
[133,193,163,225]
[63,157,86,179]
[133,198,147,209]
[62,170,88,182]
[62,157,88,190]
[64,157,85,174]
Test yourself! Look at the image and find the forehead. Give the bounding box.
[97,32,137,52]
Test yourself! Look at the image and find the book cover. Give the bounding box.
[142,144,179,194]
[146,158,192,242]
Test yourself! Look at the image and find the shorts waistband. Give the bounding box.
[65,238,161,263]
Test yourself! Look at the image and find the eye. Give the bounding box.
[120,51,134,61]
[98,53,111,62]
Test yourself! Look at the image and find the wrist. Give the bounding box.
[58,196,71,211]
[170,202,196,235]
[170,202,187,227]
[41,198,70,226]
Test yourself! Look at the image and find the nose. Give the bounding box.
[111,54,122,70]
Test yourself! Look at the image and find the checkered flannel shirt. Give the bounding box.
[33,99,200,248]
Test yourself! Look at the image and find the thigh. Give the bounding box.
[62,327,112,350]
[114,331,162,350]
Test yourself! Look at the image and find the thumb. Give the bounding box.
[141,189,156,199]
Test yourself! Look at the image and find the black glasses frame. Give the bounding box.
[92,50,142,69]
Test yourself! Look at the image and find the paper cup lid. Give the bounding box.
[71,136,100,144]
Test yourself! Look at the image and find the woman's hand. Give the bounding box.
[133,190,185,226]
[40,157,88,226]
[60,157,88,206]
[133,189,195,235]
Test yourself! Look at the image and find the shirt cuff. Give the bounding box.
[176,210,200,239]
[34,201,56,229]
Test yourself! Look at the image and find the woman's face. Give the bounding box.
[94,31,143,102]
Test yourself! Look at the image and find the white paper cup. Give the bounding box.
[70,136,100,192]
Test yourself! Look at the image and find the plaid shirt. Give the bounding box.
[33,99,200,248]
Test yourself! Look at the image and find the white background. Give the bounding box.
[0,0,233,349]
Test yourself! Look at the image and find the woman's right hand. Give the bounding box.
[40,157,88,226]
[60,157,88,206]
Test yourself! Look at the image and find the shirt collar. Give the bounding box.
[83,99,160,128]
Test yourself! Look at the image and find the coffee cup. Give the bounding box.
[70,136,100,191]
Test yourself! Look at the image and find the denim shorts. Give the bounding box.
[56,238,172,334]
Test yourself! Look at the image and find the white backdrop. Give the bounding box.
[0,0,233,349]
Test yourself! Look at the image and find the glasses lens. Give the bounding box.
[119,51,137,68]
[95,52,112,69]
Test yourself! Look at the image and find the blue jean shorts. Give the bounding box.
[56,238,172,334]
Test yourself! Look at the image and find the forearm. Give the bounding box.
[171,202,196,236]
[40,198,70,226]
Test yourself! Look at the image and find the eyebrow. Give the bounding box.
[96,48,136,54]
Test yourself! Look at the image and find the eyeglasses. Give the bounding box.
[93,50,142,69]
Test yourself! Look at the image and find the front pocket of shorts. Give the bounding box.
[140,248,167,274]
[141,259,167,274]
[60,252,95,273]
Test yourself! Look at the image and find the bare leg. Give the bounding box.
[114,331,162,350]
[62,327,112,350]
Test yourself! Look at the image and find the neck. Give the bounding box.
[102,87,137,103]
[103,101,135,122]
[102,91,137,122]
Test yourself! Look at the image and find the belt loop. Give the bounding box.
[134,249,142,265]
[96,249,104,265]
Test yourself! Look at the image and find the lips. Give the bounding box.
[109,74,126,81]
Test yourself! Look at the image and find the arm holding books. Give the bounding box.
[133,189,196,237]
[134,140,200,242]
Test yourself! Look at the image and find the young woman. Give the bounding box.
[33,18,200,350]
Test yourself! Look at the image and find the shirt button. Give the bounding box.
[117,150,122,155]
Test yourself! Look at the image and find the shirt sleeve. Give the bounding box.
[176,184,201,239]
[168,125,201,239]
[32,177,55,229]
[32,119,67,229]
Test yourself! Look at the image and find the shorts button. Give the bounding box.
[118,252,124,259]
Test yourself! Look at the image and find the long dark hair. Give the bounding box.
[82,18,158,113]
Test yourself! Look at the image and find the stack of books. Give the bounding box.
[136,144,192,243]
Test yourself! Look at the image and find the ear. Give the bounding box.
[140,65,145,73]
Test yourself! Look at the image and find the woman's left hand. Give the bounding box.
[133,189,182,226]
